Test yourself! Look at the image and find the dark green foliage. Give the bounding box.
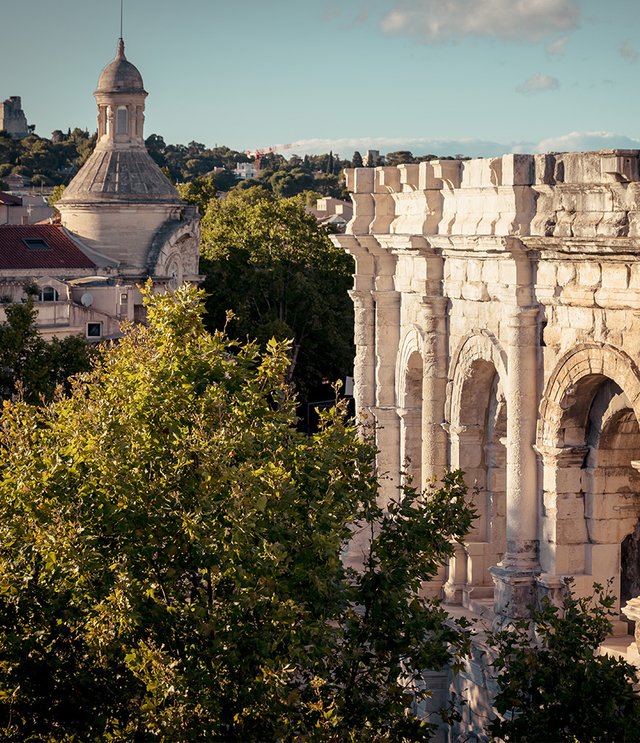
[176,174,218,215]
[0,128,95,186]
[385,151,417,166]
[200,188,355,397]
[0,299,94,402]
[0,285,475,740]
[487,579,640,742]
[351,151,364,168]
[145,135,249,184]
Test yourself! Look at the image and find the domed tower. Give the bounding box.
[57,38,199,282]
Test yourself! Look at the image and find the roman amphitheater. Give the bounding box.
[333,150,640,735]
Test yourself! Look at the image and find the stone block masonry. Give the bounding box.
[333,149,640,733]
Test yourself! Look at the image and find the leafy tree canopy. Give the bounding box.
[176,174,218,215]
[0,284,475,740]
[200,188,355,396]
[0,128,95,186]
[487,579,640,742]
[351,151,364,168]
[0,298,93,403]
[385,151,417,166]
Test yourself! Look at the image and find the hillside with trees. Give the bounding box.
[0,128,96,188]
[0,125,462,197]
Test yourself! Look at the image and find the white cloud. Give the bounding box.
[546,35,568,56]
[380,0,580,43]
[280,132,640,159]
[533,131,640,153]
[620,40,639,63]
[517,73,560,94]
[284,136,512,158]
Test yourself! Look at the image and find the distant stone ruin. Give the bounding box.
[0,96,29,139]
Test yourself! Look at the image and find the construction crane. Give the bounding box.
[244,143,293,173]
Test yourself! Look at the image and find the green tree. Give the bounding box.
[176,174,217,215]
[209,167,238,193]
[0,299,93,403]
[0,284,474,740]
[385,151,416,166]
[48,184,66,215]
[487,580,640,742]
[351,150,364,168]
[200,188,355,396]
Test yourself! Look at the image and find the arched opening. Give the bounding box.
[447,349,507,605]
[39,286,58,302]
[116,106,129,136]
[584,380,640,611]
[540,366,640,614]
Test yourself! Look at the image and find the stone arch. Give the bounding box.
[396,327,424,488]
[396,326,424,408]
[538,343,640,610]
[148,215,200,278]
[538,343,640,449]
[444,331,508,604]
[446,330,508,426]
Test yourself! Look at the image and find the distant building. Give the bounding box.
[0,96,30,139]
[363,149,384,167]
[0,38,200,341]
[0,191,54,226]
[235,162,258,180]
[306,196,353,233]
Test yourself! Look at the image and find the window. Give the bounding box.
[168,259,181,290]
[86,322,103,339]
[133,304,147,323]
[116,106,128,135]
[22,238,49,251]
[39,286,58,302]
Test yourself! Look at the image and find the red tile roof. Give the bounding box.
[0,224,96,270]
[0,191,22,206]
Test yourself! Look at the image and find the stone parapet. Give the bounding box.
[344,150,640,243]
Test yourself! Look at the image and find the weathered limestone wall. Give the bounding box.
[333,148,640,621]
[334,149,640,738]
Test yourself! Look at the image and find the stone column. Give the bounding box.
[621,598,640,667]
[106,105,115,142]
[97,106,107,139]
[443,543,467,604]
[445,424,487,605]
[371,288,401,503]
[349,289,375,414]
[419,296,449,487]
[449,424,486,538]
[490,306,540,621]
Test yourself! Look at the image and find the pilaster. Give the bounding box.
[490,305,541,621]
[372,287,401,501]
[418,295,449,486]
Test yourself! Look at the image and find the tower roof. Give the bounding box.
[60,148,182,205]
[59,38,181,207]
[95,38,146,96]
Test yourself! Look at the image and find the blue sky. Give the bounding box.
[3,0,640,158]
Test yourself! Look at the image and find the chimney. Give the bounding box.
[21,215,29,225]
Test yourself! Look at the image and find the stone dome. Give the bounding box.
[95,38,146,95]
